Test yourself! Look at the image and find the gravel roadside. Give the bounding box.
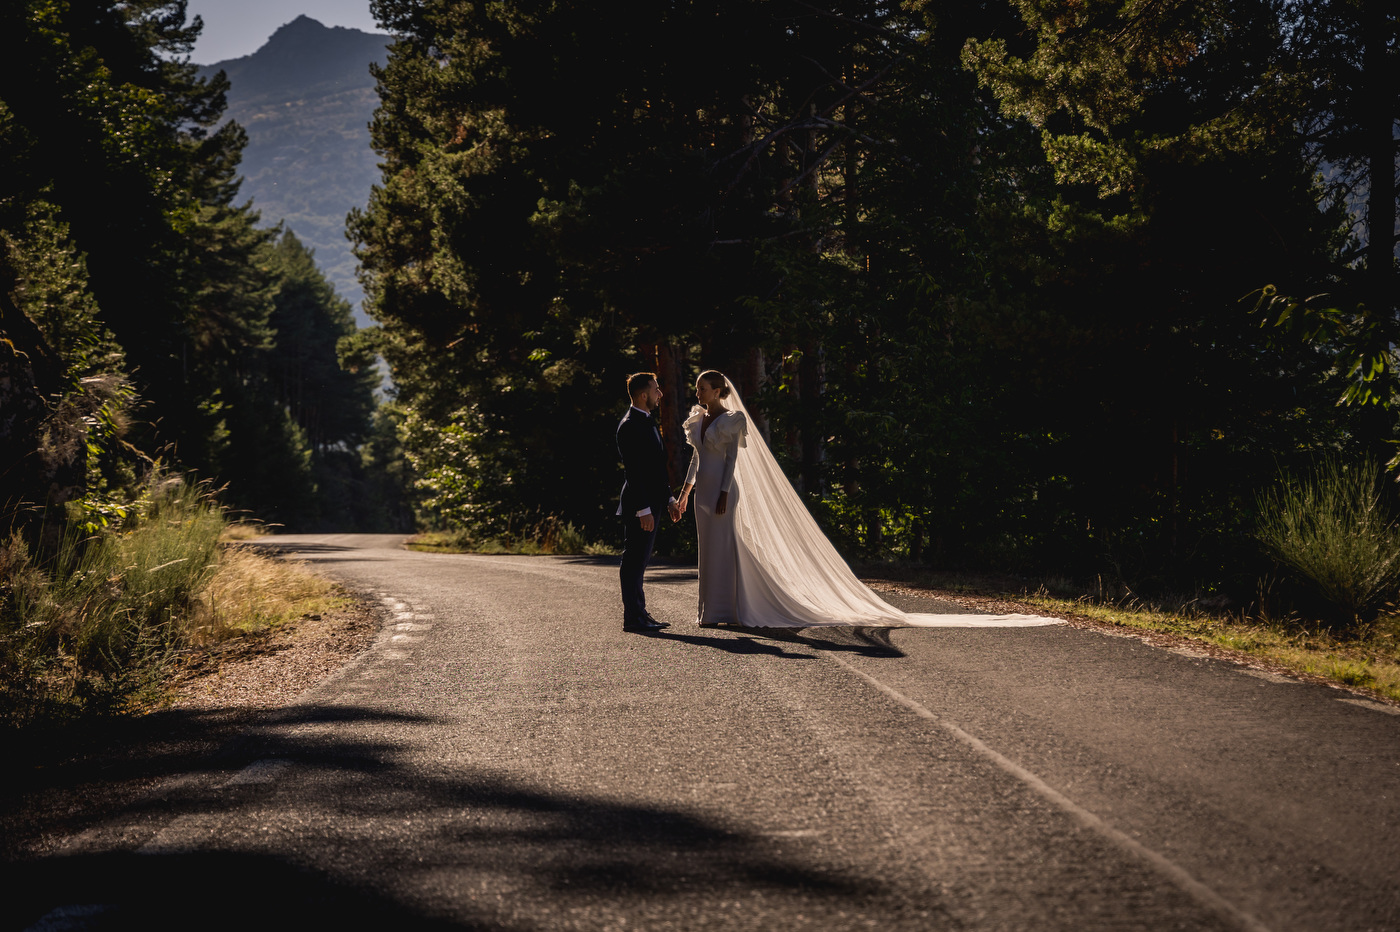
[2,590,386,863]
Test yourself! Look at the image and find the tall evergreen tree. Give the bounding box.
[354,0,980,541]
[265,230,380,528]
[1,2,381,536]
[0,0,241,535]
[958,0,1371,581]
[1253,1,1398,407]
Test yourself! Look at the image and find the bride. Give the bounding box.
[676,370,1057,629]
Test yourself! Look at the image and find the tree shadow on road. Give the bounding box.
[7,698,942,930]
[4,704,438,863]
[239,541,360,555]
[639,625,905,659]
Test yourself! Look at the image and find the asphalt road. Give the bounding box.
[16,534,1400,931]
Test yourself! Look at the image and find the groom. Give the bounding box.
[616,371,680,632]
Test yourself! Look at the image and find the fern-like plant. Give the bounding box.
[1255,459,1400,622]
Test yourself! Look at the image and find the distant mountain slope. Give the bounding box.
[198,16,389,319]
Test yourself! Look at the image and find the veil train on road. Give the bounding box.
[720,376,1059,629]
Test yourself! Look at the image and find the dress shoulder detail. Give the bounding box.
[683,407,705,447]
[717,410,747,447]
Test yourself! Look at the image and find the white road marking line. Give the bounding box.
[824,652,1274,932]
[222,758,291,787]
[137,813,208,855]
[1337,697,1400,716]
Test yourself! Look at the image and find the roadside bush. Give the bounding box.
[0,479,224,725]
[408,516,615,555]
[1254,459,1400,624]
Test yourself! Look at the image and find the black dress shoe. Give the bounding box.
[640,613,670,628]
[623,617,665,631]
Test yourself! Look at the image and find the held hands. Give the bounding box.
[671,489,689,522]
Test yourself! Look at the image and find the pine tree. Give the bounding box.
[958,0,1370,580]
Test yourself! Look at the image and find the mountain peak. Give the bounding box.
[197,16,390,106]
[270,14,329,37]
[260,14,381,55]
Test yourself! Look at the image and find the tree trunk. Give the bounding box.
[799,339,824,495]
[654,340,691,489]
[738,346,767,443]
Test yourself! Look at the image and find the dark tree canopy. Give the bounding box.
[1,1,380,537]
[354,0,1392,594]
[6,0,1389,596]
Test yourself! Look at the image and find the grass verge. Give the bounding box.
[1,481,349,728]
[864,568,1400,704]
[196,540,347,644]
[407,520,618,556]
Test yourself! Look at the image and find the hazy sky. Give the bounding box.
[185,0,384,63]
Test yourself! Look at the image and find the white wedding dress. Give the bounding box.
[681,377,1060,628]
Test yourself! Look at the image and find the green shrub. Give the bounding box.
[1254,459,1400,622]
[408,517,612,555]
[543,519,588,555]
[0,478,224,725]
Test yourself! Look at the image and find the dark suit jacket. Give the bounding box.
[617,407,671,517]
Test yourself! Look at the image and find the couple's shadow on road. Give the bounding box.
[638,625,904,659]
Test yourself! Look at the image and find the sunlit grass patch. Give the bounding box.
[1020,592,1400,703]
[863,565,1400,704]
[0,479,354,727]
[1254,459,1400,625]
[407,518,612,555]
[194,544,346,645]
[219,521,273,542]
[2,480,224,722]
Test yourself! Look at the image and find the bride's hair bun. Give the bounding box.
[699,369,730,399]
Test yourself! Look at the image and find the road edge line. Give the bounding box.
[823,651,1273,932]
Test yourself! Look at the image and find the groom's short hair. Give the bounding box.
[626,371,657,400]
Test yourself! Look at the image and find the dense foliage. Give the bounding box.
[4,1,1394,606]
[0,0,381,538]
[354,0,1397,596]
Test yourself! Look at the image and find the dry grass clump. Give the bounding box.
[219,521,273,542]
[1,480,225,722]
[1254,459,1400,625]
[0,480,346,727]
[191,545,344,646]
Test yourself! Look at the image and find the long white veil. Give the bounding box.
[721,376,1058,628]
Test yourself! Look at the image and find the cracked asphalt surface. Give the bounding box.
[13,534,1400,931]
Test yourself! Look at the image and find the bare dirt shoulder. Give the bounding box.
[163,587,382,711]
[2,590,386,862]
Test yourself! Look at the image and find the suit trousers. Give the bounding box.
[619,513,659,622]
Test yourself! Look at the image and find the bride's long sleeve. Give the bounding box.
[685,446,699,487]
